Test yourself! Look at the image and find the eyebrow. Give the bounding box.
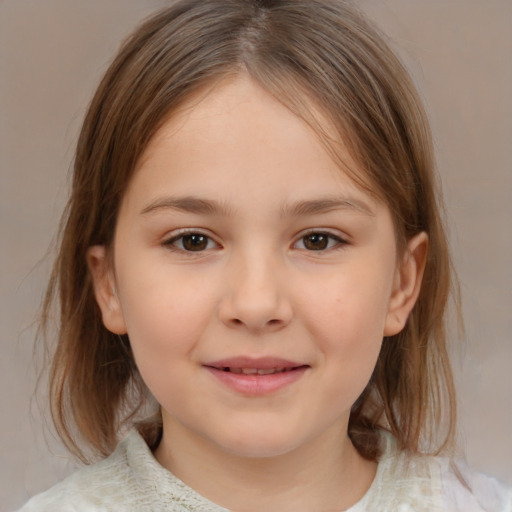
[281,197,375,217]
[140,196,233,216]
[140,195,375,217]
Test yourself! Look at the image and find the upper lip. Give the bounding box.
[204,357,307,370]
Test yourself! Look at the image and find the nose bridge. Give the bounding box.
[219,242,292,332]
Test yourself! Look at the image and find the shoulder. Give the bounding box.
[358,432,512,512]
[437,457,512,512]
[17,433,141,512]
[17,430,229,512]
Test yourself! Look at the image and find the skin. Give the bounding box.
[88,75,427,512]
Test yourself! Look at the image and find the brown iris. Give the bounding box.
[302,233,330,250]
[182,234,209,251]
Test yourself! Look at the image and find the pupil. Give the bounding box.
[305,233,328,250]
[183,234,207,251]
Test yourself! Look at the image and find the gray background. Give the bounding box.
[1,1,511,510]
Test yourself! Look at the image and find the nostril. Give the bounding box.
[229,317,282,329]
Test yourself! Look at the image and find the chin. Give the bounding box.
[212,427,307,459]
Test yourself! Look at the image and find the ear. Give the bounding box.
[384,232,428,337]
[87,245,127,335]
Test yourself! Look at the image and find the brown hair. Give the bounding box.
[42,0,458,462]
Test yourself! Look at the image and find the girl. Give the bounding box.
[19,0,511,510]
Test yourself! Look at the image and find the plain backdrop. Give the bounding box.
[1,1,511,510]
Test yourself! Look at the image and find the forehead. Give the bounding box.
[134,74,377,202]
[116,73,396,250]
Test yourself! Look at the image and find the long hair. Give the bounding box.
[42,0,458,462]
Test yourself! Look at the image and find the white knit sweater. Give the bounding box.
[18,430,511,511]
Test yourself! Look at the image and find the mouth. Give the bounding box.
[209,366,307,375]
[203,357,309,395]
[204,356,308,373]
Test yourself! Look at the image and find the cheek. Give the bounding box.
[298,264,392,386]
[116,262,219,363]
[116,267,221,410]
[303,263,392,338]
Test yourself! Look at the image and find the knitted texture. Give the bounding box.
[19,430,511,511]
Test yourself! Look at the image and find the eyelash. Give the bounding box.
[293,231,347,252]
[162,229,347,253]
[163,230,219,252]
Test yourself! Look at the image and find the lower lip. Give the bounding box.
[205,366,309,395]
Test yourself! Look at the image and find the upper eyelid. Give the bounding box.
[295,228,348,241]
[163,227,216,240]
[161,227,349,246]
[291,230,350,252]
[162,228,221,248]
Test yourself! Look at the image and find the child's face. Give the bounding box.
[90,75,423,459]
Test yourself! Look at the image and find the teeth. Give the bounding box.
[257,368,280,375]
[225,367,289,375]
[215,366,298,374]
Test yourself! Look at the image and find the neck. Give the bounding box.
[154,420,377,512]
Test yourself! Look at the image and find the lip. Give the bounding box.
[205,356,305,370]
[203,357,310,396]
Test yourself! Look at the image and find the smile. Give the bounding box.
[204,358,309,395]
[217,367,297,375]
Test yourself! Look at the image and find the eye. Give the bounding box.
[294,232,345,251]
[165,232,218,252]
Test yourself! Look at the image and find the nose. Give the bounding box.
[218,250,293,333]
